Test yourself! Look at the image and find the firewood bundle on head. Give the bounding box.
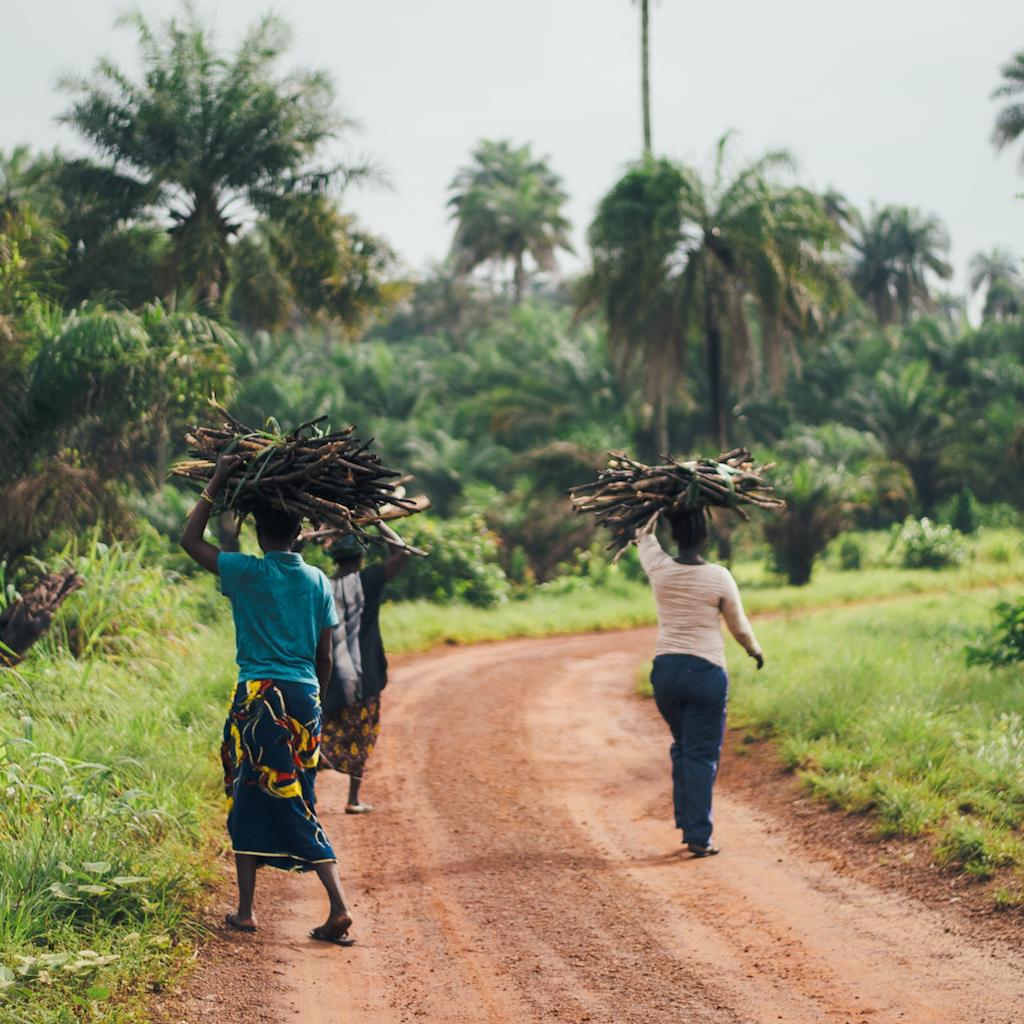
[569,448,784,558]
[172,405,424,549]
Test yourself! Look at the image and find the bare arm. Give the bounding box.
[180,454,241,575]
[719,571,765,670]
[316,626,333,694]
[382,548,411,582]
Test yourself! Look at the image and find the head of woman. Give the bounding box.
[667,506,709,555]
[253,505,302,553]
[326,533,366,577]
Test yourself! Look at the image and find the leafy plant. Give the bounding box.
[384,513,511,608]
[837,535,863,571]
[893,517,966,569]
[966,599,1024,667]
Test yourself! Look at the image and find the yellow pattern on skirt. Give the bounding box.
[320,696,381,779]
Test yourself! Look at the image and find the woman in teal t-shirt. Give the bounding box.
[180,454,355,946]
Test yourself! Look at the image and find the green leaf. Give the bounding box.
[76,884,111,895]
[81,861,112,875]
[110,875,148,886]
[87,986,111,1000]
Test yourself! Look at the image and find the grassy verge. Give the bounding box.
[383,576,655,652]
[639,588,1024,899]
[384,528,1024,652]
[0,540,233,1023]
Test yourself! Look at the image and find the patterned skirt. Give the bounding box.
[221,678,336,872]
[320,696,382,779]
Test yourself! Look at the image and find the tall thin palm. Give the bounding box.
[59,6,351,306]
[632,0,653,154]
[991,50,1024,166]
[968,247,1024,322]
[849,206,952,324]
[448,140,572,304]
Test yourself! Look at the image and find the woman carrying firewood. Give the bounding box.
[180,453,356,946]
[319,532,410,813]
[637,508,764,857]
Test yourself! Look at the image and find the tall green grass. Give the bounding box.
[0,539,233,1023]
[722,592,1024,888]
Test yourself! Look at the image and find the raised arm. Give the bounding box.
[636,531,670,575]
[382,548,411,582]
[180,454,241,575]
[719,571,764,670]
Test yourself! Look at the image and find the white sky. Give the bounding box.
[4,0,1023,292]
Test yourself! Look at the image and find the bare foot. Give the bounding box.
[225,912,257,932]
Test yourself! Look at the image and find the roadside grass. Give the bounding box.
[386,528,1024,653]
[0,539,232,1023]
[636,591,1024,893]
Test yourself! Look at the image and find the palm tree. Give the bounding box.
[762,461,851,585]
[854,360,954,514]
[992,49,1024,165]
[968,247,1024,321]
[849,206,953,324]
[586,137,844,449]
[583,158,687,454]
[59,6,353,307]
[448,140,572,304]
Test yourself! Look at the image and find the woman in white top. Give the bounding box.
[637,508,763,856]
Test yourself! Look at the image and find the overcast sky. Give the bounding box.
[4,0,1023,292]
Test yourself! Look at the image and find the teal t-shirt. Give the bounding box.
[218,551,340,684]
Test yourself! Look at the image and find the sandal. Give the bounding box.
[224,912,257,933]
[686,842,720,857]
[345,803,374,815]
[309,924,356,947]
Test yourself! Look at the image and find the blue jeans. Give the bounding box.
[650,654,728,846]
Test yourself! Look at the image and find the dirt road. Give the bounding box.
[161,628,1024,1024]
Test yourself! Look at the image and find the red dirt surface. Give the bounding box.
[153,628,1024,1024]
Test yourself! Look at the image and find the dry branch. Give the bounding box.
[569,448,784,557]
[171,404,426,549]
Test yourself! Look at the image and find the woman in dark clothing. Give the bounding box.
[320,533,409,813]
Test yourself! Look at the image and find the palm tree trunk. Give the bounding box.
[703,280,727,447]
[513,252,527,305]
[655,384,669,456]
[641,0,652,155]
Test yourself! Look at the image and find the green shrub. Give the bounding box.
[947,488,979,535]
[762,461,850,586]
[966,599,1024,667]
[384,513,511,607]
[837,535,863,571]
[893,517,966,569]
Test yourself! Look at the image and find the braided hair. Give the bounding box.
[667,506,709,551]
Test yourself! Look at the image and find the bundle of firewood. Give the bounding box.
[569,448,783,555]
[172,405,423,547]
